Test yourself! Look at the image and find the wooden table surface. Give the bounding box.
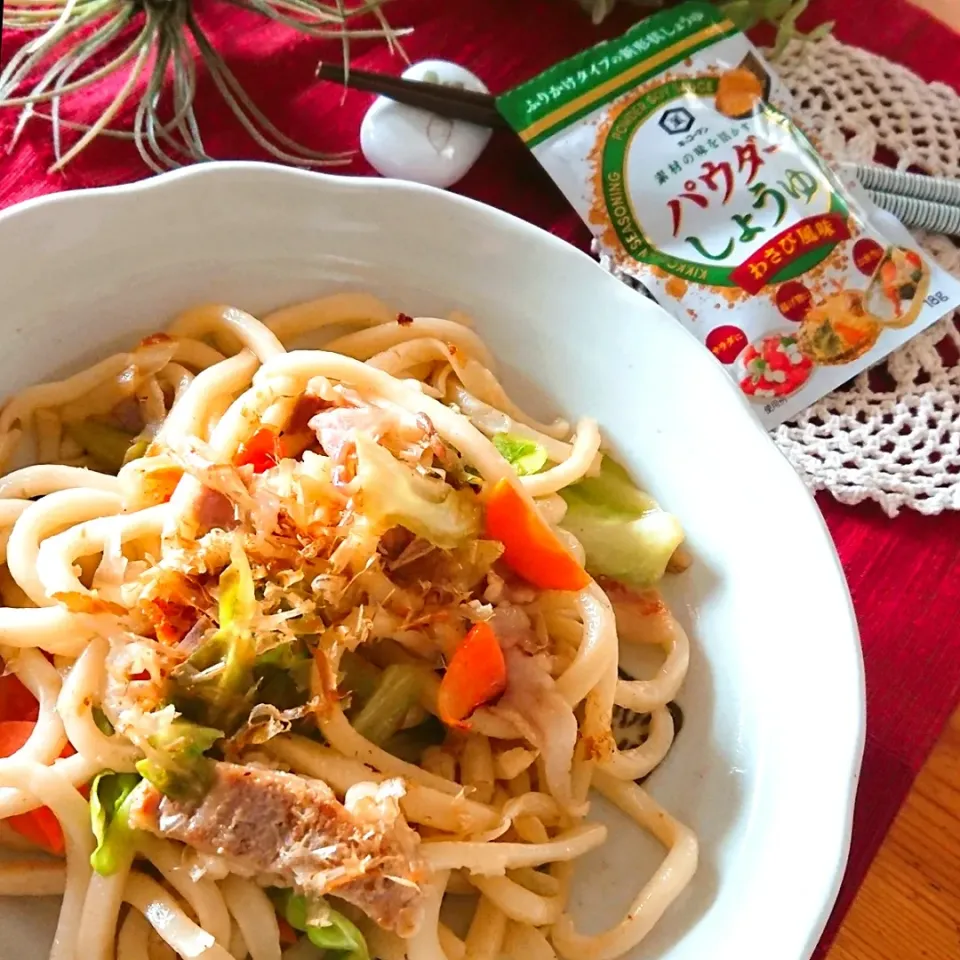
[826,708,960,958]
[824,7,960,959]
[911,0,960,29]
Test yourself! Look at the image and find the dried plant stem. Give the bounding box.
[46,11,141,157]
[29,109,143,140]
[136,9,211,171]
[0,0,85,88]
[0,0,409,171]
[50,34,151,169]
[6,19,147,109]
[11,11,141,152]
[188,13,353,166]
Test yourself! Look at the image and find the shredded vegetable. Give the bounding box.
[169,540,258,731]
[122,432,152,466]
[382,716,446,763]
[90,772,142,874]
[65,419,137,474]
[255,640,313,711]
[492,433,548,476]
[92,707,115,735]
[279,891,370,960]
[350,665,424,746]
[135,719,222,800]
[338,651,383,712]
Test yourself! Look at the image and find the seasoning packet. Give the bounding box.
[496,1,960,427]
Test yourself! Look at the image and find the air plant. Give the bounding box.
[1,0,832,174]
[0,0,408,173]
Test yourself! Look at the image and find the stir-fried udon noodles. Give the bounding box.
[0,293,697,960]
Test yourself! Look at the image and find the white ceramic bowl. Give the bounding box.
[0,163,863,960]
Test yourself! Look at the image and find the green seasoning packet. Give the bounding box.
[497,1,960,427]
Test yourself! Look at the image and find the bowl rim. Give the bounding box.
[0,160,866,959]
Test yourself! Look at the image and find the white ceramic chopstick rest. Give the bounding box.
[360,60,493,189]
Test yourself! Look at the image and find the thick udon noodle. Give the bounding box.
[0,294,697,960]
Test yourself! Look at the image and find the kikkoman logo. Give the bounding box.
[658,107,695,135]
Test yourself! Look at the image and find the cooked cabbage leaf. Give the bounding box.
[355,433,480,549]
[350,664,424,746]
[135,719,222,801]
[280,891,370,960]
[338,650,383,712]
[90,772,142,875]
[169,540,258,731]
[382,716,446,763]
[492,432,548,476]
[560,456,684,587]
[255,639,312,711]
[65,419,138,475]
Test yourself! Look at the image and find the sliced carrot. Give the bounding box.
[145,466,182,505]
[0,671,39,722]
[235,427,280,473]
[438,622,507,728]
[0,721,74,854]
[0,720,41,756]
[277,916,298,946]
[484,478,590,592]
[7,806,65,855]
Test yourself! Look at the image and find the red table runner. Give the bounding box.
[2,1,960,954]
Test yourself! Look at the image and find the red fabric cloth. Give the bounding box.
[1,0,959,953]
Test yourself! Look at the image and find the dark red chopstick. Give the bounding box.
[316,63,508,130]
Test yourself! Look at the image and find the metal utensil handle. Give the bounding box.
[850,163,960,207]
[868,189,960,237]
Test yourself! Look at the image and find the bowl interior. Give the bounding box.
[0,164,863,960]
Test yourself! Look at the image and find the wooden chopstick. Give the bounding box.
[316,64,960,238]
[315,62,509,129]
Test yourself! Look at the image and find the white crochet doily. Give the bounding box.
[603,35,960,517]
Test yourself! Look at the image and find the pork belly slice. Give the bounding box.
[129,761,426,936]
